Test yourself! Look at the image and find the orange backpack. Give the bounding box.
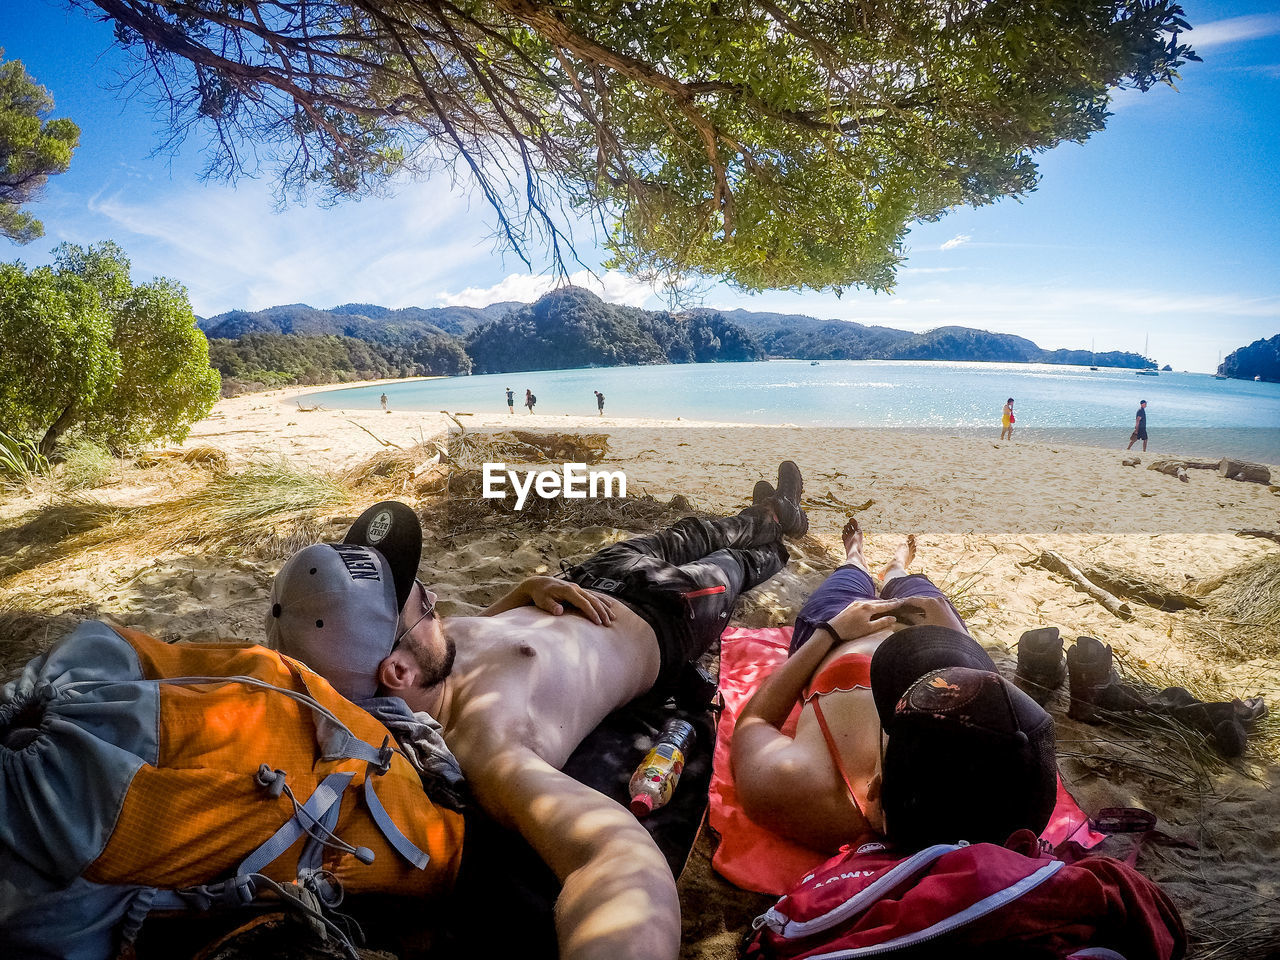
[0,621,465,958]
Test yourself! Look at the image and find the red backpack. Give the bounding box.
[743,831,1185,960]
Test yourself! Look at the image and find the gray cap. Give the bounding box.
[266,542,399,701]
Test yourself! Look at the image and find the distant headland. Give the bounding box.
[198,286,1243,394]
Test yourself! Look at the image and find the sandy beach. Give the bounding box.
[3,378,1279,958]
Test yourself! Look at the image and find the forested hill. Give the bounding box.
[203,287,1153,393]
[199,301,521,340]
[464,287,763,373]
[701,309,1149,367]
[1220,335,1280,382]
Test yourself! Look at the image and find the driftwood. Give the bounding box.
[1147,458,1215,477]
[1026,550,1133,619]
[1218,458,1271,484]
[1080,561,1203,611]
[812,492,876,513]
[1236,529,1280,545]
[345,419,403,449]
[1148,457,1272,485]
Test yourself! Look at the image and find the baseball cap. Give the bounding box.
[268,501,425,701]
[869,626,1058,849]
[267,542,400,701]
[343,501,422,610]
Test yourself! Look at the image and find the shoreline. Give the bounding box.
[282,375,1280,471]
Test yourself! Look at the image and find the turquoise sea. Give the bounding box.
[311,360,1280,464]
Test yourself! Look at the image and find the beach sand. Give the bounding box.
[3,379,1279,957]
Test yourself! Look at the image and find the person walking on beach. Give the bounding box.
[595,390,605,416]
[506,387,515,415]
[525,388,537,414]
[1127,400,1148,452]
[1001,398,1015,440]
[380,392,389,412]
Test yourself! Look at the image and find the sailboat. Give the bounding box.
[1089,339,1098,370]
[1213,350,1228,380]
[1135,333,1158,375]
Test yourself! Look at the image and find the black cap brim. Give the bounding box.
[343,501,422,611]
[869,625,997,728]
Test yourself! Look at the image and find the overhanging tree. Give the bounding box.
[0,54,81,244]
[0,242,222,455]
[75,1,1195,291]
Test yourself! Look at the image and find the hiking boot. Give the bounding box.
[1014,627,1065,705]
[770,462,808,537]
[1066,636,1143,723]
[752,480,776,507]
[1148,688,1268,759]
[776,461,803,504]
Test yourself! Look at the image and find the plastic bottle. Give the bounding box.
[628,718,695,817]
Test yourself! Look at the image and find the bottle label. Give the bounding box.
[629,745,686,806]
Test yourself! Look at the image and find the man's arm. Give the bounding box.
[465,743,680,960]
[481,576,616,624]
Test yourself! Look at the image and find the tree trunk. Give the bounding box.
[1218,458,1271,484]
[38,403,77,458]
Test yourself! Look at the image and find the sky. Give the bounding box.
[2,0,1279,373]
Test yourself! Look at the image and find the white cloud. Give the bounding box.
[80,177,516,315]
[1189,14,1280,49]
[438,269,654,308]
[940,234,971,250]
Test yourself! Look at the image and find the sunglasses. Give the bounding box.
[392,579,438,651]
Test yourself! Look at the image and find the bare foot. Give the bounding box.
[879,534,917,581]
[840,517,870,572]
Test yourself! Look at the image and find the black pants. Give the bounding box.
[563,507,789,687]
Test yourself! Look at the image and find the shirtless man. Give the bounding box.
[267,466,807,960]
[732,519,1057,854]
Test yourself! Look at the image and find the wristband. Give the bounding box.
[814,621,846,643]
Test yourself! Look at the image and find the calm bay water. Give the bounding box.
[311,360,1280,463]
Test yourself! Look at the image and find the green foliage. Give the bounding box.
[0,260,117,445]
[722,309,1151,366]
[464,287,764,373]
[82,1,1196,291]
[0,427,48,481]
[56,438,116,490]
[0,242,221,455]
[0,53,80,244]
[409,333,473,376]
[1220,335,1280,382]
[207,332,453,389]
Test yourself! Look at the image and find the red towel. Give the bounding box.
[710,626,1106,895]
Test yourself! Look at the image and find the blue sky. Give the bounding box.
[3,0,1278,372]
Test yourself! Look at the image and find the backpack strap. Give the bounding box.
[364,776,432,869]
[239,771,357,879]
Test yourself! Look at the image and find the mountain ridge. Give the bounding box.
[200,288,1156,370]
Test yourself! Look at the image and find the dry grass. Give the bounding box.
[424,466,699,538]
[933,554,997,624]
[135,445,229,471]
[0,462,352,583]
[1058,650,1280,788]
[1185,550,1280,661]
[340,425,675,538]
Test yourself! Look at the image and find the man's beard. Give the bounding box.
[416,632,456,689]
